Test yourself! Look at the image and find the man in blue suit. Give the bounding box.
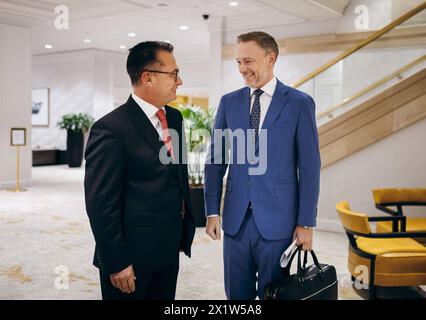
[204,31,321,300]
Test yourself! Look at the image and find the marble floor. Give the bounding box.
[0,166,424,300]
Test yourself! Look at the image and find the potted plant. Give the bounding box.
[179,105,214,227]
[58,113,93,168]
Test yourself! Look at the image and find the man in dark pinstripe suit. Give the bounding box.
[84,41,195,300]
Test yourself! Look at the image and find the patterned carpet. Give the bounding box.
[0,166,424,300]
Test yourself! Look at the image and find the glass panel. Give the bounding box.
[295,7,426,126]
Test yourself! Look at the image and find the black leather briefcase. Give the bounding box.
[264,247,338,300]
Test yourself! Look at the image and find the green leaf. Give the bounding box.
[57,113,94,133]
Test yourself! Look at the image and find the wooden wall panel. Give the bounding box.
[319,69,426,168]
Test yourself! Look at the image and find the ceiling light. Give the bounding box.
[83,39,91,43]
[119,45,126,49]
[128,32,136,37]
[44,44,52,49]
[179,25,189,30]
[229,1,239,6]
[164,39,171,43]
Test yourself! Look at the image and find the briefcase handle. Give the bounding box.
[302,248,322,271]
[282,246,323,278]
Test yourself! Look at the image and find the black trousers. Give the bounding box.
[99,255,179,300]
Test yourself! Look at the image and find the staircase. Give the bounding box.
[290,2,426,233]
[291,2,426,169]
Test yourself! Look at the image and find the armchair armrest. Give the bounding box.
[364,231,426,238]
[346,228,426,239]
[368,215,406,232]
[375,204,399,216]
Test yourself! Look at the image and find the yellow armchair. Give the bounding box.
[336,201,426,299]
[372,188,426,244]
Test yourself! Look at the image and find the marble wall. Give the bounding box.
[32,51,95,150]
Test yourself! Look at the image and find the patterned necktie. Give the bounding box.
[250,89,264,151]
[156,109,174,159]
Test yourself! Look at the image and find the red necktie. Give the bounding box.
[156,109,175,159]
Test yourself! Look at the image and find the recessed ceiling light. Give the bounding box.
[83,39,91,43]
[44,44,52,49]
[128,32,136,37]
[164,39,171,43]
[119,45,126,49]
[179,25,189,30]
[229,1,239,6]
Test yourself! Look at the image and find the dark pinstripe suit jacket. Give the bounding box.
[84,95,195,275]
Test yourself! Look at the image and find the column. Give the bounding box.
[0,24,32,189]
[207,16,224,110]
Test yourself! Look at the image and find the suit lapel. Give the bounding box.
[125,95,165,157]
[164,105,181,180]
[165,105,180,162]
[261,80,289,130]
[239,87,251,131]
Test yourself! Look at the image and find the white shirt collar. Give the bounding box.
[250,76,277,98]
[131,92,165,120]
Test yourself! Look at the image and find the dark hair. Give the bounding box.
[126,41,174,86]
[237,31,279,57]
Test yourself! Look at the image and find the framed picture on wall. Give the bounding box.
[10,128,27,146]
[32,88,49,126]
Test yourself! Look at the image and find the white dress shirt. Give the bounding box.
[249,76,277,129]
[131,92,165,138]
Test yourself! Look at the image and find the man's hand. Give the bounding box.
[110,265,136,294]
[206,216,221,240]
[293,225,313,251]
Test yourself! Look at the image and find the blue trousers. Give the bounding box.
[223,207,292,300]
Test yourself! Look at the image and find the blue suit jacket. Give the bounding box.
[204,80,321,240]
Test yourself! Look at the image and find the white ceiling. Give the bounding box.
[0,0,350,62]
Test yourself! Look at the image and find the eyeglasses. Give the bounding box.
[143,69,180,81]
